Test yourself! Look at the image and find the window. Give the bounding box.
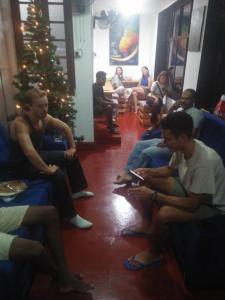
[168,1,192,97]
[10,0,75,94]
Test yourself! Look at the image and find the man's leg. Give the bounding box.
[9,206,93,293]
[121,194,155,236]
[40,150,93,199]
[17,161,92,229]
[105,104,114,131]
[126,178,193,269]
[136,144,171,168]
[126,139,162,171]
[40,151,88,193]
[114,139,162,184]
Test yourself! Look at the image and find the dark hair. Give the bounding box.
[168,66,174,72]
[150,113,160,124]
[21,88,47,110]
[157,70,169,82]
[161,111,193,138]
[96,71,106,79]
[115,66,123,74]
[182,89,197,101]
[141,66,149,77]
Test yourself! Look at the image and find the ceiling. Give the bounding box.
[93,0,177,15]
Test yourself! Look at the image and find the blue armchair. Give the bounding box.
[0,123,53,299]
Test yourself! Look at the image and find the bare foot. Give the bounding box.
[126,250,163,269]
[59,277,94,294]
[114,173,132,184]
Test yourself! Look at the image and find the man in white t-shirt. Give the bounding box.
[123,111,225,271]
[114,89,204,184]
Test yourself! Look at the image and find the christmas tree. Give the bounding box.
[13,1,76,131]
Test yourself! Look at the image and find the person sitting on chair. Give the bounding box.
[9,88,93,229]
[93,71,119,134]
[150,70,172,108]
[114,89,204,184]
[123,111,225,270]
[0,205,94,294]
[129,66,152,113]
[111,66,125,96]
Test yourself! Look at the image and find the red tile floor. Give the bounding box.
[29,113,225,300]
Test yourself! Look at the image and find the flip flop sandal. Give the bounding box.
[124,255,163,271]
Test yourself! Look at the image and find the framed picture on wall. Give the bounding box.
[109,14,139,65]
[188,6,206,52]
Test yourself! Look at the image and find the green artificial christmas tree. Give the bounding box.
[13,1,76,131]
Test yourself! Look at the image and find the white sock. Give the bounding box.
[72,190,94,199]
[70,215,93,229]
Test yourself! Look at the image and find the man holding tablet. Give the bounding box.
[123,112,225,270]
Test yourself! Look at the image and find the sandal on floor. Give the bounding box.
[124,255,163,271]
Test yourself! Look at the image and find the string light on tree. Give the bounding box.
[13,0,76,131]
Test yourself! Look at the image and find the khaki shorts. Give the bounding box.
[172,178,222,220]
[0,205,29,260]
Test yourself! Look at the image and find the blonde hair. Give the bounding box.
[21,88,47,110]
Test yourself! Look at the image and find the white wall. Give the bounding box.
[70,0,179,142]
[93,0,173,80]
[183,0,209,90]
[72,9,94,142]
[93,13,158,80]
[72,0,177,142]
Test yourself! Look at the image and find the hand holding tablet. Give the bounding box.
[129,170,144,182]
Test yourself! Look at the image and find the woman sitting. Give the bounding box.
[111,66,125,95]
[130,66,152,113]
[150,70,172,112]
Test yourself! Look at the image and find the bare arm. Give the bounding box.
[46,114,75,149]
[129,185,211,212]
[147,77,152,90]
[135,166,174,180]
[14,121,56,174]
[156,191,211,212]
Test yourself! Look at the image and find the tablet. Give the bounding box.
[129,170,144,181]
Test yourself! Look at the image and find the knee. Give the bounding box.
[135,142,144,152]
[29,241,46,260]
[142,148,152,158]
[156,206,174,224]
[52,169,66,182]
[44,206,59,223]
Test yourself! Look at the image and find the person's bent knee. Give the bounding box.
[44,206,59,224]
[51,169,67,183]
[20,240,46,261]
